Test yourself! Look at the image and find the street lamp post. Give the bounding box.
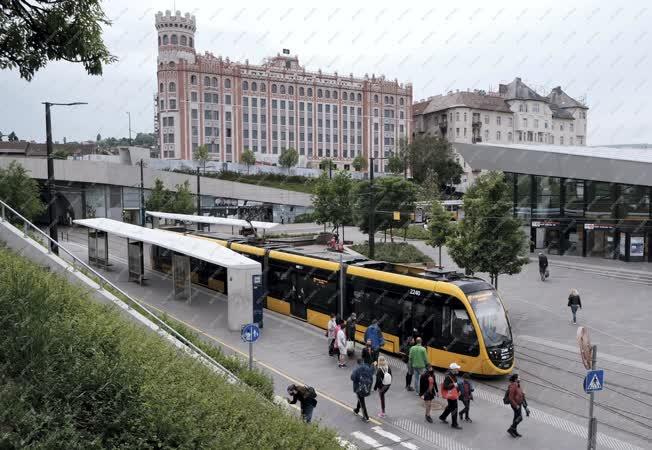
[138,159,145,226]
[43,101,87,254]
[127,111,132,145]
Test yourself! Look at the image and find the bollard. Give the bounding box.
[23,221,28,237]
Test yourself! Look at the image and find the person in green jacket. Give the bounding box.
[408,337,429,395]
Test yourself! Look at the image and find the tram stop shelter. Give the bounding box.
[145,211,279,236]
[74,218,261,331]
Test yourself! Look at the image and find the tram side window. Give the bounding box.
[296,267,338,314]
[432,296,479,356]
[268,261,293,301]
[353,280,404,337]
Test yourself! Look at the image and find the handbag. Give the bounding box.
[545,269,550,278]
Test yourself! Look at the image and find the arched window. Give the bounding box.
[260,83,266,92]
[204,76,210,86]
[333,91,338,100]
[224,78,231,89]
[189,37,193,47]
[317,89,323,98]
[357,93,362,102]
[162,35,169,45]
[280,85,286,94]
[190,75,197,85]
[307,88,313,96]
[390,96,395,105]
[299,87,305,96]
[272,84,277,93]
[399,97,404,106]
[325,90,330,99]
[171,34,178,45]
[251,82,257,91]
[212,77,218,87]
[288,86,294,95]
[384,95,389,103]
[159,83,164,92]
[374,94,379,103]
[168,82,176,92]
[519,103,524,112]
[180,35,187,46]
[158,36,161,46]
[243,80,249,90]
[343,92,348,101]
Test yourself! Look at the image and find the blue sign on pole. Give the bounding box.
[584,369,604,393]
[241,323,260,343]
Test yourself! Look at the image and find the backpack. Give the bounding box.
[503,386,511,405]
[304,385,317,400]
[356,370,373,397]
[381,368,392,386]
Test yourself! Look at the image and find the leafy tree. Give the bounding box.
[170,180,196,215]
[7,131,18,141]
[193,144,209,173]
[96,133,101,142]
[319,158,335,172]
[311,170,354,236]
[311,171,334,227]
[386,153,405,175]
[447,171,529,288]
[353,176,416,242]
[0,0,116,81]
[145,178,172,212]
[51,149,70,159]
[407,135,463,187]
[416,171,440,201]
[133,132,155,147]
[241,148,256,174]
[427,200,454,268]
[278,147,299,173]
[0,131,4,141]
[352,154,367,171]
[0,161,45,221]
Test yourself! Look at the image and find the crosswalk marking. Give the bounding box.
[351,431,393,450]
[371,426,419,449]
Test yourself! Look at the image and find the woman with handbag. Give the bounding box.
[374,356,392,418]
[439,362,462,430]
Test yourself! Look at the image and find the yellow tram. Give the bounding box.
[150,234,514,376]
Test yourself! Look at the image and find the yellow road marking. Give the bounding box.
[139,300,382,425]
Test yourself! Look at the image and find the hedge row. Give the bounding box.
[0,246,338,449]
[351,241,433,264]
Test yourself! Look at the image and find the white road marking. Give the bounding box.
[391,418,472,450]
[350,431,392,450]
[372,426,419,449]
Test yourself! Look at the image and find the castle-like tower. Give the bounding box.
[154,10,413,171]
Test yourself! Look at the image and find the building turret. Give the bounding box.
[155,10,196,65]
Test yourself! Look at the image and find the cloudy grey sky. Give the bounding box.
[1,0,650,145]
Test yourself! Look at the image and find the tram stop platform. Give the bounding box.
[59,233,645,450]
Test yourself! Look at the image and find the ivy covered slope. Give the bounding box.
[0,246,338,449]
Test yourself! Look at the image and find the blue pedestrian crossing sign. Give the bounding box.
[241,323,260,343]
[584,369,604,393]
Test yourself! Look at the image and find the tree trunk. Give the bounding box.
[495,274,499,289]
[438,245,442,269]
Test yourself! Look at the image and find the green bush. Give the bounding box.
[0,247,338,449]
[290,212,316,223]
[402,224,430,240]
[351,241,433,264]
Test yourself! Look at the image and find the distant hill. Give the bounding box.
[594,143,651,149]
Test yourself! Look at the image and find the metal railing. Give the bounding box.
[0,199,241,386]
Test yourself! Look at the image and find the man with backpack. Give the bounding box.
[286,384,318,423]
[505,373,530,437]
[439,362,462,430]
[351,358,374,422]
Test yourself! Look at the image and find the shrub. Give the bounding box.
[351,242,433,264]
[293,212,316,223]
[0,247,338,449]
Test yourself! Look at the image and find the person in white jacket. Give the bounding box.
[336,319,348,368]
[327,313,337,356]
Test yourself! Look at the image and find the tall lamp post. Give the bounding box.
[43,101,87,254]
[367,156,390,260]
[127,111,132,145]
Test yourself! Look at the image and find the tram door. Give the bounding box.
[290,271,308,320]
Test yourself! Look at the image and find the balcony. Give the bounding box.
[471,119,482,128]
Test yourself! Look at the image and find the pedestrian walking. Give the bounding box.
[457,373,474,422]
[336,319,348,368]
[439,362,462,430]
[402,329,418,391]
[538,252,549,281]
[408,337,429,395]
[364,318,385,362]
[419,364,438,423]
[286,384,318,423]
[506,373,530,438]
[567,288,582,324]
[327,313,337,356]
[362,340,375,366]
[351,358,374,422]
[374,355,392,418]
[346,313,357,356]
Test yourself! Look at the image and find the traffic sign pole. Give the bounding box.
[587,344,598,450]
[249,341,253,371]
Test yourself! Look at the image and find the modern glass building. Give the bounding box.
[453,143,652,262]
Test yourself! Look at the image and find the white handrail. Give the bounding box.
[0,199,242,385]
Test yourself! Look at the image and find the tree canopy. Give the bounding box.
[241,148,256,173]
[0,0,116,80]
[0,161,45,221]
[193,144,209,171]
[407,135,463,187]
[447,171,528,287]
[352,154,367,172]
[7,131,18,141]
[145,178,195,215]
[311,170,354,231]
[278,147,299,173]
[427,200,454,268]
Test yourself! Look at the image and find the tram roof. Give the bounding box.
[73,218,260,269]
[453,142,652,186]
[146,211,279,230]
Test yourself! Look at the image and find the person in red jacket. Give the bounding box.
[507,373,529,437]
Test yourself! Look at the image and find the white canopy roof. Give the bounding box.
[74,218,260,269]
[146,211,279,230]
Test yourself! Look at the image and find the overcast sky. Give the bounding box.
[1,0,650,145]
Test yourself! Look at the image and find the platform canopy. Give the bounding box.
[74,218,260,269]
[146,211,279,230]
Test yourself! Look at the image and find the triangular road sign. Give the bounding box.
[588,374,601,390]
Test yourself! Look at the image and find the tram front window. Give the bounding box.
[467,290,512,348]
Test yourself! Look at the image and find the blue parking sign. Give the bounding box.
[584,369,604,393]
[241,323,260,343]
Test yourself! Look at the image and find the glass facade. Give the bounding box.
[505,172,652,262]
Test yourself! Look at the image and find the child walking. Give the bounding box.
[458,373,474,422]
